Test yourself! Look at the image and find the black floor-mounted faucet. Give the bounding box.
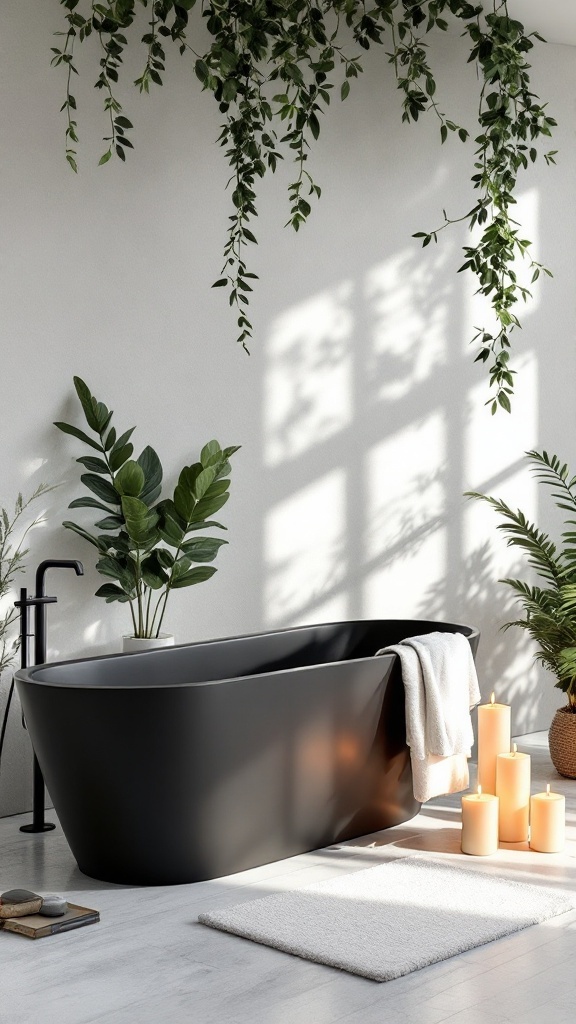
[16,559,84,834]
[33,560,84,667]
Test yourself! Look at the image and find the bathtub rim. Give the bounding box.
[14,618,480,691]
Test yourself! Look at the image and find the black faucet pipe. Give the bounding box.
[34,560,84,667]
[15,561,84,834]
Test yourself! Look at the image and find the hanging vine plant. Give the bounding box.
[53,1,556,412]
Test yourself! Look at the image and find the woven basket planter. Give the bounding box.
[548,706,576,779]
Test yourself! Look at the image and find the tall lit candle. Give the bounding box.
[461,785,499,856]
[477,692,511,795]
[496,743,531,842]
[530,784,566,853]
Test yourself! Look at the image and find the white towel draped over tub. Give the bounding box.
[376,632,482,804]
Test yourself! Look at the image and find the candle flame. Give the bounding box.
[490,692,495,705]
[547,783,551,796]
[477,784,482,796]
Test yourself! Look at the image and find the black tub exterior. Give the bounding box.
[15,619,479,886]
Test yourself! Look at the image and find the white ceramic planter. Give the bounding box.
[122,634,175,653]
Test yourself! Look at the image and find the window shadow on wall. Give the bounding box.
[258,198,544,733]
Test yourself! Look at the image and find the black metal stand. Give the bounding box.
[15,560,83,834]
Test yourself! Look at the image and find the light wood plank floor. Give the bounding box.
[1,733,575,1024]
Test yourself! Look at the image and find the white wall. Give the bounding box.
[1,3,575,815]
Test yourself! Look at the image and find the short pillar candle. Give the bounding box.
[530,785,566,853]
[477,692,511,795]
[496,743,531,842]
[461,786,499,856]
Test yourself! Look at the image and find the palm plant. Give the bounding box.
[467,450,576,711]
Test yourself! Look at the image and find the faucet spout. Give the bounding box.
[35,559,84,598]
[33,559,85,666]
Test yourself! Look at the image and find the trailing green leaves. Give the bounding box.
[54,3,555,404]
[55,376,239,637]
[412,2,556,411]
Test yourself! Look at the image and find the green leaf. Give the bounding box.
[141,551,169,589]
[94,515,124,530]
[309,113,320,140]
[195,58,210,84]
[137,446,163,505]
[222,78,238,103]
[93,401,112,433]
[186,519,227,532]
[76,455,109,474]
[193,467,217,501]
[104,426,117,452]
[81,473,121,505]
[170,556,192,582]
[156,548,175,569]
[115,460,145,497]
[159,517,184,548]
[69,496,115,514]
[109,443,134,472]
[181,537,228,562]
[111,427,136,454]
[157,499,186,547]
[200,440,222,466]
[95,554,129,580]
[223,444,241,461]
[170,565,217,589]
[219,48,238,72]
[341,80,350,101]
[95,583,132,603]
[173,486,195,523]
[173,465,201,522]
[62,521,108,551]
[73,377,100,432]
[498,391,512,413]
[190,491,229,522]
[54,421,103,452]
[205,478,230,499]
[121,496,159,546]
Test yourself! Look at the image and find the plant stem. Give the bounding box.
[135,552,144,636]
[128,598,137,637]
[154,590,170,639]
[144,586,153,638]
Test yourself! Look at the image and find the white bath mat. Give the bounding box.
[198,857,574,982]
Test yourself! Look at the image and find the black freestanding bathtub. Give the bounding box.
[15,619,479,885]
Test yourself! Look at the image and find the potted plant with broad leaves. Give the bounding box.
[55,377,239,651]
[468,450,576,778]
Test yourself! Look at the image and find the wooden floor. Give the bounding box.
[1,733,575,1024]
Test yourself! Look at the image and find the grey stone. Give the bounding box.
[1,888,40,903]
[39,894,68,917]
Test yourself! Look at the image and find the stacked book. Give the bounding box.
[0,889,99,939]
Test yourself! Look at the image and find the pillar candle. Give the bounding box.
[477,692,511,795]
[496,743,531,842]
[530,784,566,853]
[461,786,499,856]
